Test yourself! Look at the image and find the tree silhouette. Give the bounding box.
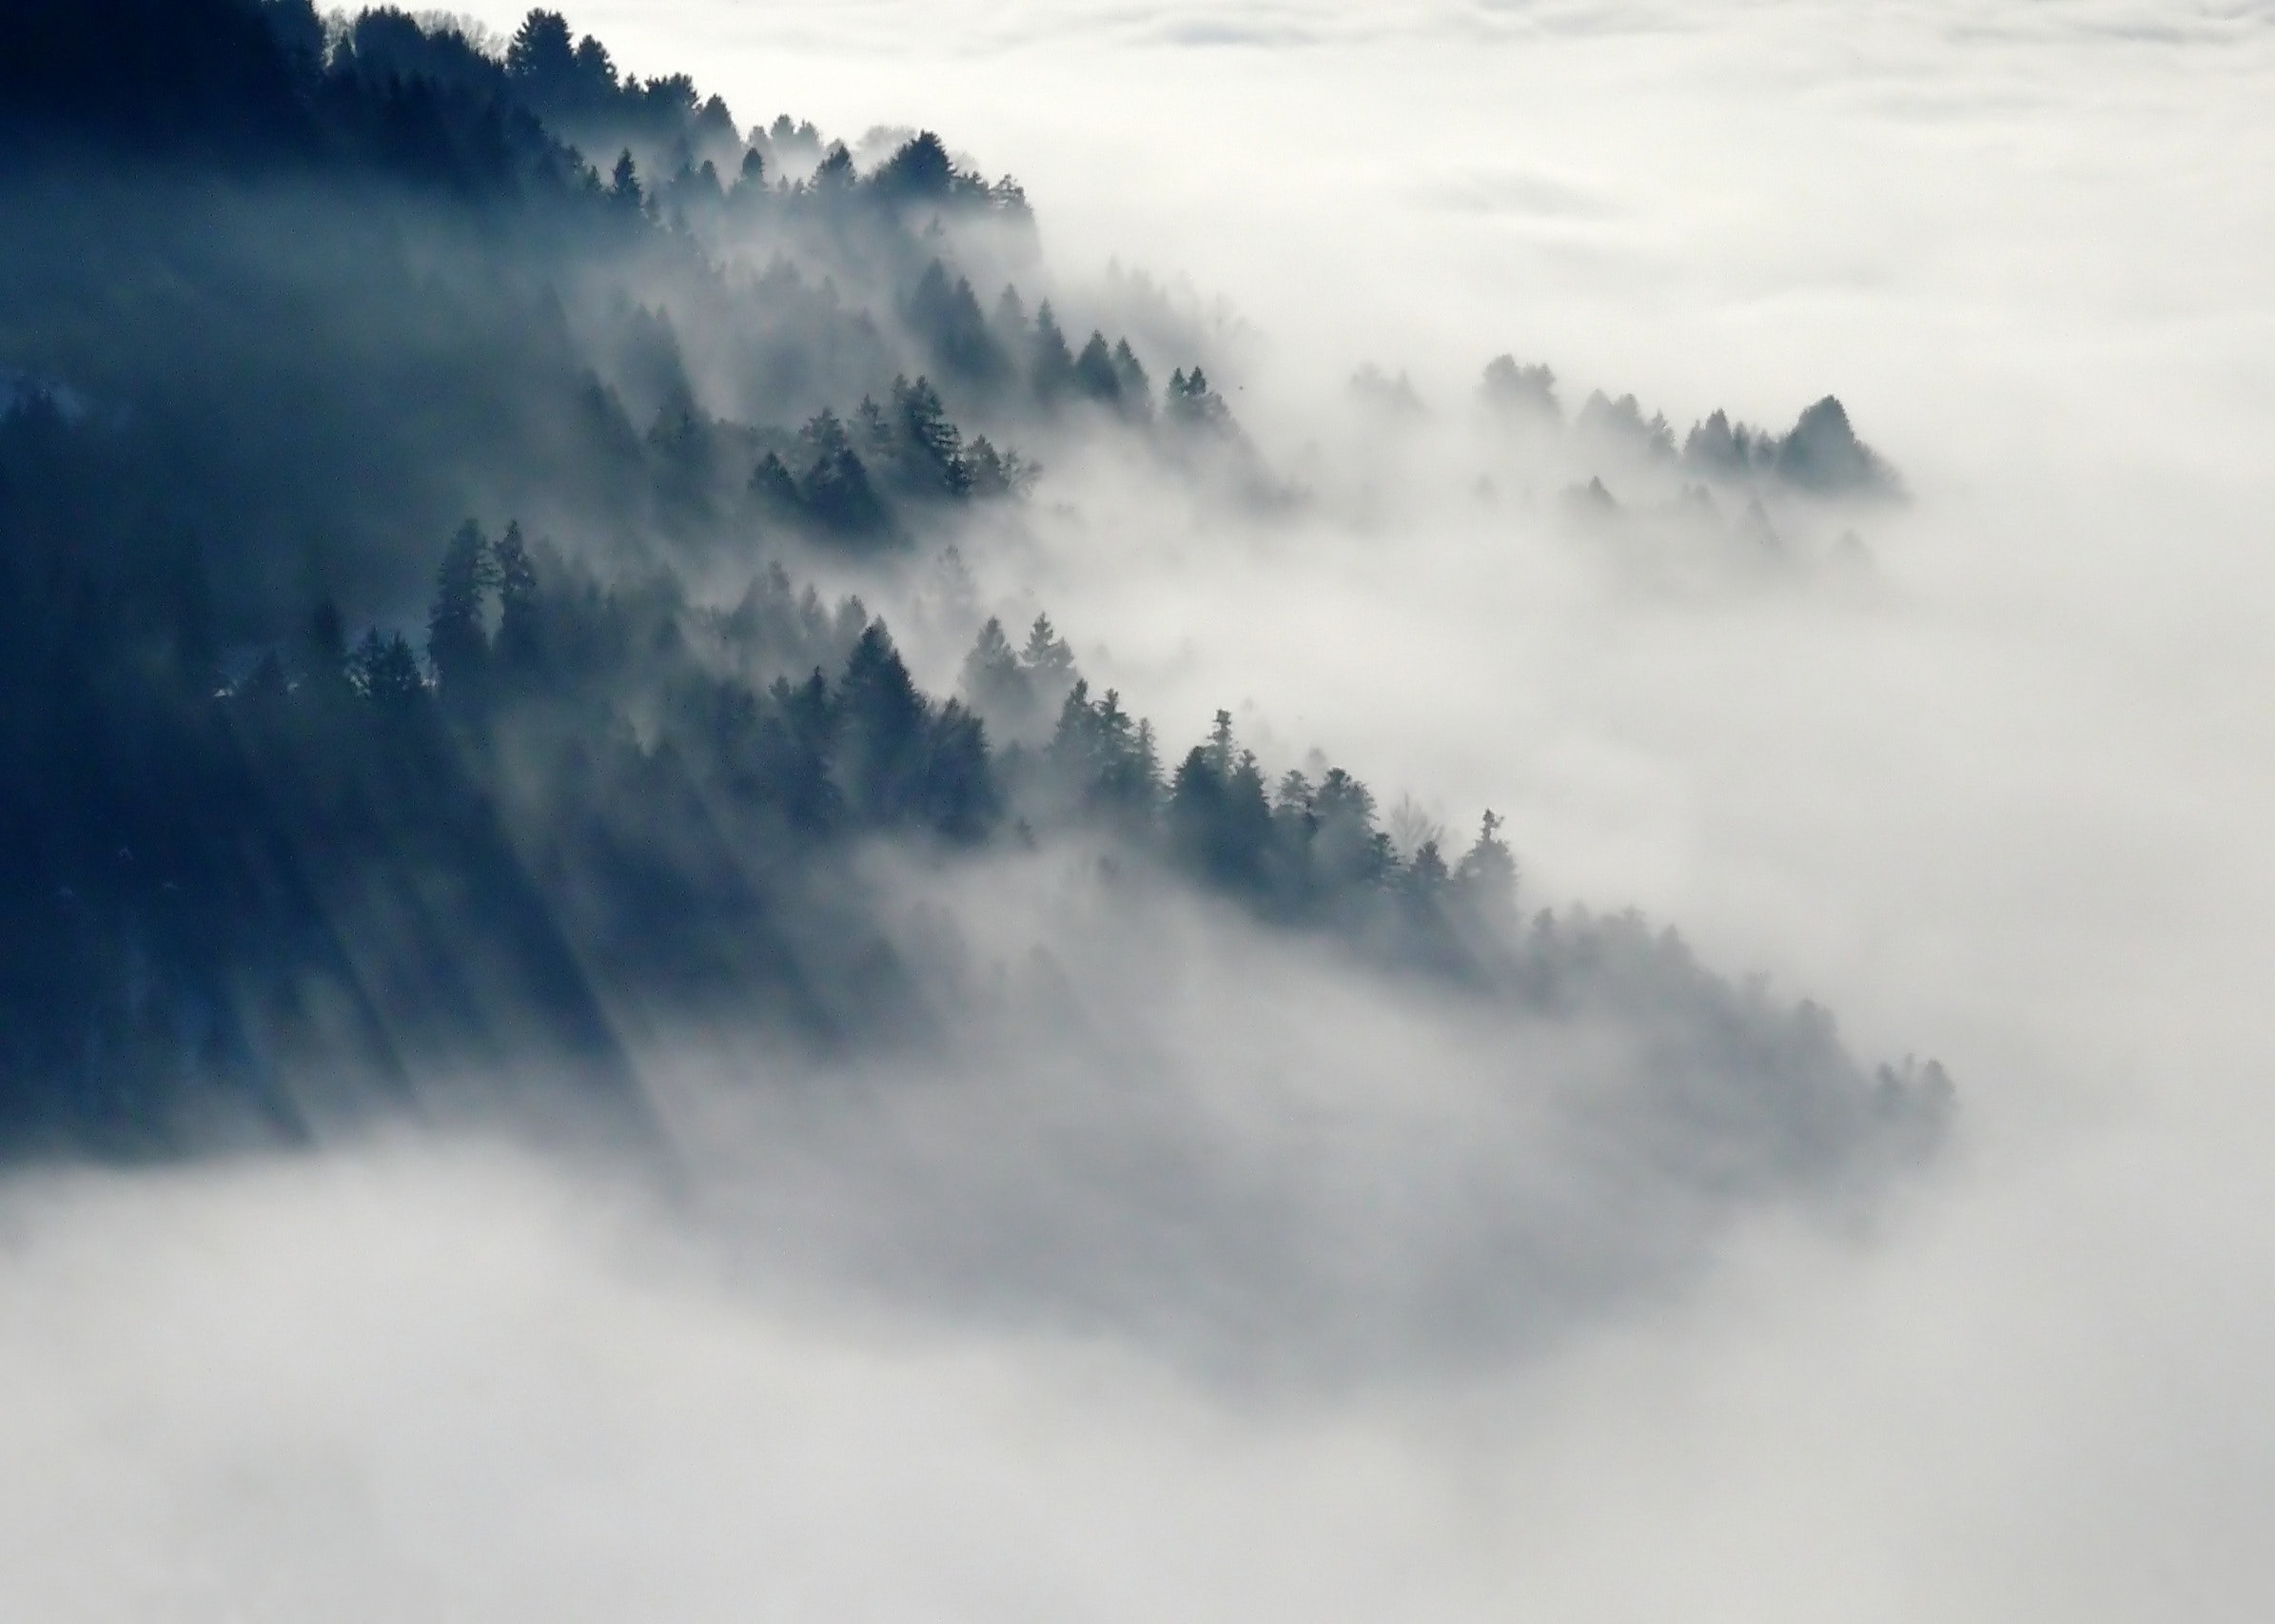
[1167,366,1232,432]
[493,520,540,675]
[1454,811,1518,909]
[1030,301,1076,401]
[353,629,426,709]
[426,519,496,698]
[1073,332,1122,405]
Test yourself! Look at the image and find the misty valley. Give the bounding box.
[2,0,1948,1380]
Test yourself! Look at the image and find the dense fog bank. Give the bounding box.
[12,0,2273,1617]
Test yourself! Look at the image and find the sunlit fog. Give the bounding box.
[2,1,2271,1618]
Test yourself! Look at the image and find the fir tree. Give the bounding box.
[426,519,497,698]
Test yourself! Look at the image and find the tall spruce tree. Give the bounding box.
[426,520,497,699]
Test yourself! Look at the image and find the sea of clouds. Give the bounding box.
[5,1,2273,1616]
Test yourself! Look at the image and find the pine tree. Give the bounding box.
[1167,365,1232,431]
[991,284,1029,351]
[1168,714,1270,893]
[963,436,1038,498]
[911,263,1005,387]
[1454,810,1518,910]
[1073,332,1121,404]
[1404,840,1449,893]
[506,10,576,86]
[894,375,969,495]
[1030,301,1075,400]
[493,520,539,674]
[426,519,496,698]
[1204,708,1237,775]
[959,616,1030,732]
[835,623,929,821]
[353,629,426,709]
[796,409,892,539]
[750,451,802,512]
[918,699,996,841]
[1110,339,1152,415]
[1020,614,1075,690]
[1311,767,1387,893]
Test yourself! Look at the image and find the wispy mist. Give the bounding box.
[4,0,2272,1617]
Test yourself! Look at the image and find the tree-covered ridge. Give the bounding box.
[0,484,1950,1164]
[0,0,1232,631]
[1480,355,1904,501]
[0,1,1948,1190]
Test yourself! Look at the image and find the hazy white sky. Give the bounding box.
[8,2,2275,1617]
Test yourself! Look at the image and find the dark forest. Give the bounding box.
[0,0,1945,1248]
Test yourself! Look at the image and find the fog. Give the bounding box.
[6,0,2275,1617]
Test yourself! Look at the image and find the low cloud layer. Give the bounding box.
[5,0,2274,1617]
[4,1107,2269,1622]
[636,848,1938,1385]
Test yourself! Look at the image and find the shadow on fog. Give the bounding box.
[651,845,1950,1387]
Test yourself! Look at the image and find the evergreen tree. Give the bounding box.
[1311,767,1388,893]
[1111,339,1152,417]
[493,520,540,674]
[856,395,895,461]
[962,436,1038,499]
[811,142,855,193]
[1454,810,1518,910]
[1073,332,1122,404]
[871,131,954,203]
[958,616,1030,734]
[353,629,426,709]
[1203,707,1237,774]
[505,10,576,87]
[910,262,1005,387]
[1168,714,1271,892]
[1046,679,1106,791]
[1167,366,1232,431]
[1030,301,1075,401]
[1043,680,1158,823]
[1481,355,1560,421]
[426,519,496,697]
[1090,693,1159,819]
[916,699,995,841]
[1168,744,1220,863]
[834,623,928,821]
[1126,719,1163,812]
[1020,614,1075,697]
[893,375,969,496]
[796,409,893,540]
[572,35,619,97]
[756,668,840,835]
[750,451,802,513]
[990,284,1029,352]
[803,446,892,540]
[796,407,853,466]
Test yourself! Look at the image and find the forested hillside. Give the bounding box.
[0,0,1947,1209]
